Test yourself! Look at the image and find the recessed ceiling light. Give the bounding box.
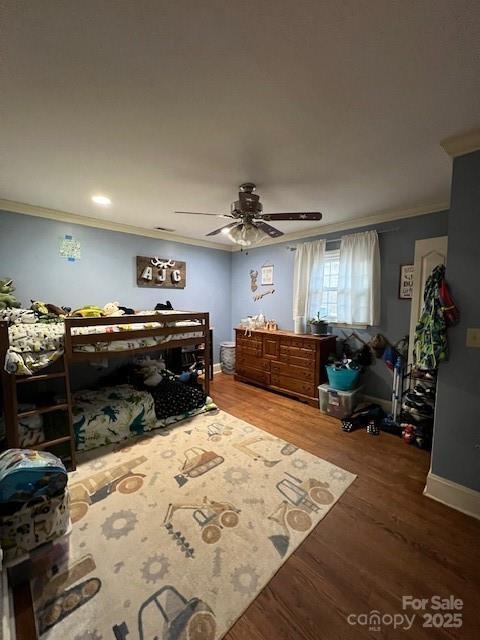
[91,194,112,206]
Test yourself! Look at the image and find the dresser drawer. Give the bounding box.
[237,355,271,372]
[263,335,280,359]
[279,345,316,364]
[237,345,263,358]
[237,334,262,347]
[270,373,316,397]
[271,361,314,382]
[237,366,270,385]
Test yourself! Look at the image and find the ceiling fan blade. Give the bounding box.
[260,212,323,221]
[206,222,239,237]
[255,221,284,238]
[175,211,233,218]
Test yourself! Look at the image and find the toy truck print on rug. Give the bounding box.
[174,447,224,487]
[113,585,216,640]
[69,456,147,523]
[163,498,241,558]
[268,472,335,557]
[206,423,233,442]
[233,435,298,467]
[35,554,101,635]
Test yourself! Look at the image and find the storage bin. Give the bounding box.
[318,384,363,418]
[0,491,70,561]
[326,364,361,391]
[220,341,236,374]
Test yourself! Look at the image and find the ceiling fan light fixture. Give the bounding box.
[227,223,267,247]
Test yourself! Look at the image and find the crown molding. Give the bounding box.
[441,129,480,158]
[231,201,449,251]
[0,199,232,252]
[1,198,449,254]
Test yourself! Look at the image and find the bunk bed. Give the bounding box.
[0,311,211,469]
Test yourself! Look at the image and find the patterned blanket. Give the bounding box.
[72,385,217,453]
[4,318,202,375]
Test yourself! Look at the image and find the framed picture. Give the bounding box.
[399,264,414,299]
[261,264,274,286]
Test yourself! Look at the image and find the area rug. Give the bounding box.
[35,410,356,640]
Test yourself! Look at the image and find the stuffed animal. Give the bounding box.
[31,301,67,317]
[155,301,173,311]
[71,306,104,318]
[136,357,166,386]
[0,308,36,325]
[0,279,21,310]
[103,301,125,317]
[118,305,135,315]
[30,300,49,315]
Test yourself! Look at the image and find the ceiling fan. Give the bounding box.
[175,183,323,246]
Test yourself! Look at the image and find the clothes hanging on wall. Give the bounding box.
[414,264,455,369]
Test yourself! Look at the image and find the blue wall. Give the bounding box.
[0,208,451,400]
[0,210,232,362]
[431,150,480,492]
[231,211,449,399]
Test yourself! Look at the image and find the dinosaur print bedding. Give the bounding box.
[72,385,158,452]
[3,318,202,375]
[72,384,217,453]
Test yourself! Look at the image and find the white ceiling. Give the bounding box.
[1,1,479,245]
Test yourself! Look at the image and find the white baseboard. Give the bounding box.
[362,394,391,413]
[424,472,480,520]
[213,363,222,375]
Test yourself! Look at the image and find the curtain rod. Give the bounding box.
[286,226,400,250]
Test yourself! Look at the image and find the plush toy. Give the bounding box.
[103,302,125,317]
[178,370,198,385]
[119,305,135,315]
[71,306,104,318]
[0,279,21,310]
[155,301,173,311]
[401,423,416,444]
[0,308,36,325]
[136,357,166,386]
[31,301,67,317]
[31,300,49,315]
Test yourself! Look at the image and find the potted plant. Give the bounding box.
[309,312,328,336]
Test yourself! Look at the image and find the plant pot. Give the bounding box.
[310,322,328,336]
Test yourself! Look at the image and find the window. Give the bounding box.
[309,249,339,322]
[293,231,380,330]
[320,249,340,322]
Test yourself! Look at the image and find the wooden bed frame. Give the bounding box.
[0,311,210,469]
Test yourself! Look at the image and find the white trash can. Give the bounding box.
[220,341,236,374]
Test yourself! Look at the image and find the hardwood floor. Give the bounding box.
[212,374,480,640]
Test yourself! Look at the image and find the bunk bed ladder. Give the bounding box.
[1,350,76,470]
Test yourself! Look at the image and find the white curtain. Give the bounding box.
[337,230,380,326]
[292,239,326,333]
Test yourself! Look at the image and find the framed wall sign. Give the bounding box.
[399,264,414,299]
[261,264,274,286]
[136,256,186,289]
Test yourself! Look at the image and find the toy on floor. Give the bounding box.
[0,278,21,310]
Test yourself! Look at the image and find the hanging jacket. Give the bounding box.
[414,264,449,369]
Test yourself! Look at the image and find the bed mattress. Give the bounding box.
[4,315,202,375]
[72,385,158,452]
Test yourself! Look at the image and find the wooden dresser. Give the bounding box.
[234,328,336,406]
